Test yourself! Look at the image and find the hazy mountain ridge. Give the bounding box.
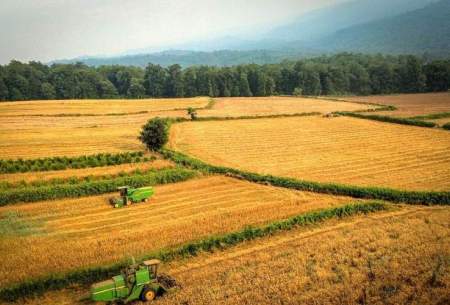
[50,0,449,67]
[265,0,436,41]
[316,0,450,56]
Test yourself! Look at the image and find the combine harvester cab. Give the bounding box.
[90,259,178,303]
[110,186,154,208]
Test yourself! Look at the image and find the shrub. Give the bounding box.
[139,118,170,151]
[442,122,450,130]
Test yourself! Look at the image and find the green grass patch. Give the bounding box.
[0,201,387,302]
[0,167,198,206]
[161,149,450,206]
[0,152,152,174]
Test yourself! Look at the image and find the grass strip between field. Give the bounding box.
[0,167,198,206]
[0,201,387,302]
[0,151,151,174]
[335,112,437,128]
[443,122,450,130]
[161,149,450,206]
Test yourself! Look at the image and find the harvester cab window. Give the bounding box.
[143,259,160,278]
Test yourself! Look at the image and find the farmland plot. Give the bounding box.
[0,111,188,159]
[198,96,377,117]
[0,97,209,116]
[169,116,450,191]
[341,92,450,117]
[0,176,359,286]
[14,206,450,305]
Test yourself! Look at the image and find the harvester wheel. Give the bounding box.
[141,287,156,301]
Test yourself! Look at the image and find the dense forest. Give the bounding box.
[0,53,449,101]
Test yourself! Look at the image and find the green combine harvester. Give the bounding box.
[90,259,178,303]
[110,186,154,208]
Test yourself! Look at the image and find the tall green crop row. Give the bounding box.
[0,167,198,206]
[0,151,151,174]
[0,201,387,302]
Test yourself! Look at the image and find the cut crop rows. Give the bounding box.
[0,176,365,286]
[169,116,450,191]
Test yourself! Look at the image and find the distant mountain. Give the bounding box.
[265,0,436,42]
[314,0,450,56]
[51,49,319,68]
[49,0,449,68]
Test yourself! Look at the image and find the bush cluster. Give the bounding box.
[161,149,450,206]
[0,201,386,302]
[336,112,437,128]
[442,122,450,130]
[0,167,197,206]
[0,152,150,174]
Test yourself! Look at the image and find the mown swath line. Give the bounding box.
[0,201,387,302]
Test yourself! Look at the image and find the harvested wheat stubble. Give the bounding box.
[0,97,209,116]
[341,92,450,117]
[0,158,173,184]
[169,116,450,191]
[0,176,360,286]
[198,96,377,117]
[13,206,450,305]
[0,111,188,159]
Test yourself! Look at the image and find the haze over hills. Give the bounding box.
[314,0,450,56]
[51,0,449,67]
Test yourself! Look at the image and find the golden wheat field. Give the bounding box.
[0,176,360,286]
[0,96,377,159]
[341,92,450,117]
[13,206,450,305]
[169,116,450,191]
[0,97,209,116]
[0,158,172,184]
[199,96,377,117]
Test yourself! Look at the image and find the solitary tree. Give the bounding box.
[139,117,169,151]
[187,107,198,120]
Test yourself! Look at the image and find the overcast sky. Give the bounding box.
[0,0,345,64]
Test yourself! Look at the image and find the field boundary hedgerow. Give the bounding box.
[0,151,151,173]
[409,112,450,121]
[0,167,198,206]
[160,149,450,206]
[0,201,387,302]
[334,112,438,128]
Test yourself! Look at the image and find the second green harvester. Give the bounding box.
[110,186,154,208]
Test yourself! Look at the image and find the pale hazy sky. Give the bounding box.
[0,0,345,64]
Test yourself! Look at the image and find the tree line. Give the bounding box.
[0,53,449,101]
